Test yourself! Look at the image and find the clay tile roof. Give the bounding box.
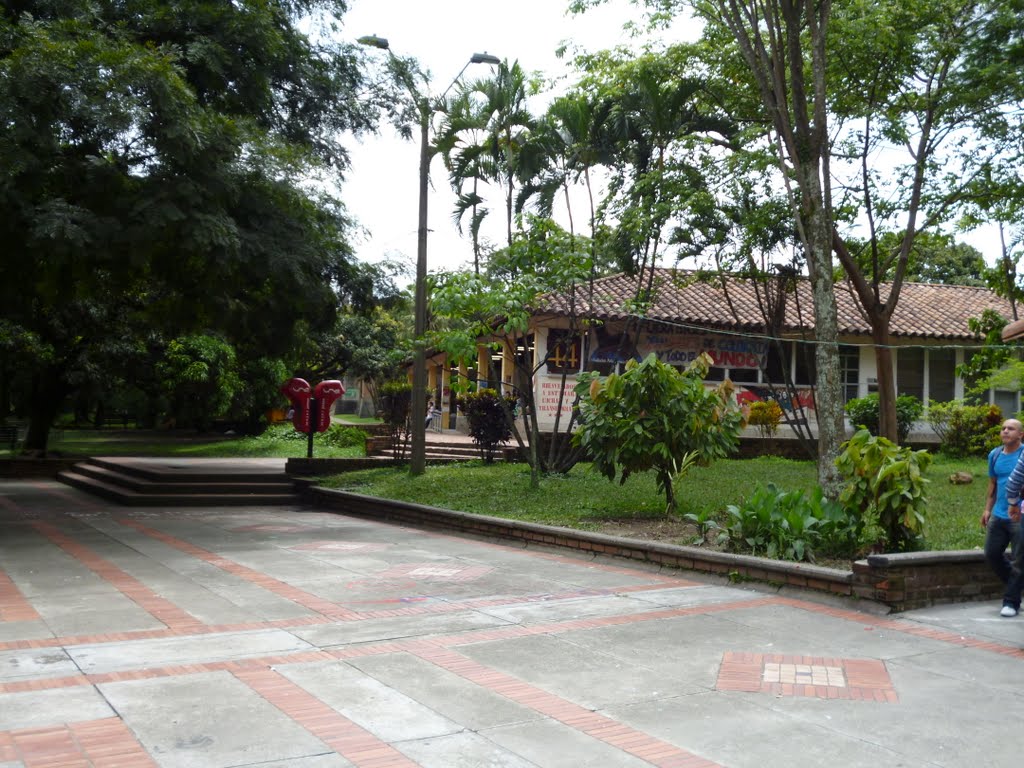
[535,268,1015,340]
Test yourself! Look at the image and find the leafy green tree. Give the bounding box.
[0,0,393,451]
[574,352,745,513]
[155,335,241,432]
[431,217,597,486]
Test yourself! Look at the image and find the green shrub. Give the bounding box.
[835,428,931,552]
[459,388,517,463]
[320,424,368,448]
[720,483,861,562]
[926,400,1002,457]
[844,393,923,443]
[379,380,412,460]
[747,400,783,439]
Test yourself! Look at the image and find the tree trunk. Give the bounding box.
[799,169,844,498]
[871,323,899,442]
[23,371,67,454]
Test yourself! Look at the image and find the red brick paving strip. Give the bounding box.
[0,568,40,622]
[236,667,419,767]
[0,717,156,767]
[413,645,721,768]
[31,520,204,632]
[115,516,365,621]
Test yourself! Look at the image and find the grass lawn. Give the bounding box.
[31,423,366,460]
[318,452,991,553]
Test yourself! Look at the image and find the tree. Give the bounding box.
[688,0,846,495]
[443,60,536,254]
[574,352,745,513]
[430,217,598,486]
[0,0,394,451]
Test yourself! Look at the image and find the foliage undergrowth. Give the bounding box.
[318,452,988,556]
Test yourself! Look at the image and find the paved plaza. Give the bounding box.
[1,476,1022,767]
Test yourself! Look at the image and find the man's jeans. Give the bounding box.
[985,515,1023,609]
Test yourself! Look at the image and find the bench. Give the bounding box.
[100,413,135,429]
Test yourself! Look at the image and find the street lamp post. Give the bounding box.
[359,36,499,476]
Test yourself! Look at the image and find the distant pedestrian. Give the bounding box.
[990,419,1024,616]
[425,400,436,429]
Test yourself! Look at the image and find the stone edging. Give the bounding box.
[302,485,1003,612]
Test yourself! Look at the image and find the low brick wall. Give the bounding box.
[301,485,1002,612]
[852,550,1002,611]
[286,457,396,475]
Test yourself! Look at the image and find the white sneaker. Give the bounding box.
[1000,605,1018,617]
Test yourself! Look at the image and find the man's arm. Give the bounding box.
[1006,454,1024,521]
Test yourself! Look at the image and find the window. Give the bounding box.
[995,390,1021,419]
[928,348,956,403]
[839,344,859,402]
[896,347,924,402]
[794,341,816,386]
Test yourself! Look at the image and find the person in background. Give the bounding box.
[425,400,436,429]
[991,419,1024,616]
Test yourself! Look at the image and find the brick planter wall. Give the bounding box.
[852,550,1002,611]
[301,485,1002,612]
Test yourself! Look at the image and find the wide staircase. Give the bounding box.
[372,432,517,463]
[57,457,301,506]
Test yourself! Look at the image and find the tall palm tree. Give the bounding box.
[444,60,535,257]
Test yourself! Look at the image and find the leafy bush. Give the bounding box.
[835,429,931,552]
[747,400,783,439]
[378,380,412,460]
[575,352,744,513]
[844,393,923,443]
[459,388,517,462]
[320,424,368,448]
[720,483,862,562]
[926,400,1002,457]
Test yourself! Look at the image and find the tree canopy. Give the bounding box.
[0,0,397,448]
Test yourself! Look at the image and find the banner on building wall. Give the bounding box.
[533,377,817,430]
[591,330,768,370]
[536,377,576,421]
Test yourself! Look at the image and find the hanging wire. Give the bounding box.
[622,313,1018,352]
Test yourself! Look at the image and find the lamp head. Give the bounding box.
[470,52,501,65]
[357,35,390,50]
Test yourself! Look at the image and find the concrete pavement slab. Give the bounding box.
[290,610,512,647]
[393,731,539,768]
[5,475,1024,768]
[278,660,463,742]
[346,652,542,731]
[0,686,114,731]
[482,718,658,768]
[457,633,707,708]
[67,628,314,674]
[99,670,332,768]
[0,647,76,681]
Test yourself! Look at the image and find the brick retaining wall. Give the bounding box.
[301,485,1002,612]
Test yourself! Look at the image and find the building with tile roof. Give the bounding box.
[426,268,1020,436]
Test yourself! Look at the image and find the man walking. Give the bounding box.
[990,419,1024,616]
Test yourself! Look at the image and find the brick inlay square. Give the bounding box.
[717,652,898,702]
[378,563,494,582]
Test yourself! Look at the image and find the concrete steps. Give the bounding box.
[57,457,300,506]
[376,436,517,463]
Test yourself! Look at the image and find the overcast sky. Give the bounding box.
[337,0,1003,279]
[338,0,702,274]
